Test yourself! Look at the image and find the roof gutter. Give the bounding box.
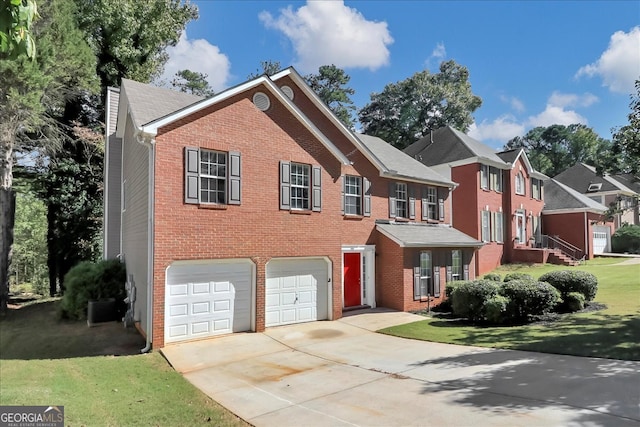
[379,171,458,189]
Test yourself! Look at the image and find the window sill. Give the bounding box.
[423,219,441,224]
[198,203,228,210]
[344,214,364,220]
[290,209,312,215]
[393,217,410,223]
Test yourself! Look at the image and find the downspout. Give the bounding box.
[584,211,588,260]
[137,132,155,353]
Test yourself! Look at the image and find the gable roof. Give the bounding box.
[496,148,547,179]
[356,134,456,187]
[376,222,483,248]
[404,126,510,169]
[553,163,637,195]
[542,179,608,213]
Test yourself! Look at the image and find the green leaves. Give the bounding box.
[0,0,38,59]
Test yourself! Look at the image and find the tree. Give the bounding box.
[601,79,640,180]
[305,65,356,129]
[505,124,610,177]
[75,0,198,90]
[359,60,482,149]
[247,60,282,79]
[0,0,38,58]
[171,69,214,97]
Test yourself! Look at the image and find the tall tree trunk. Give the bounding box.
[0,131,15,314]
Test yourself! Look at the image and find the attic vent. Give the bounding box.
[280,85,294,100]
[587,183,602,192]
[253,92,270,111]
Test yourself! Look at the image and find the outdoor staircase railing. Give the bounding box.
[538,235,584,262]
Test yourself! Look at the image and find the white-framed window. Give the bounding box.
[481,210,491,242]
[395,182,408,218]
[200,149,227,204]
[344,175,362,215]
[419,251,432,297]
[426,186,437,220]
[587,183,602,192]
[515,172,525,195]
[451,250,462,281]
[492,211,504,243]
[490,167,503,192]
[290,162,310,210]
[480,164,489,190]
[531,178,542,200]
[185,147,241,206]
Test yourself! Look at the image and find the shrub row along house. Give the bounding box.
[103,68,623,348]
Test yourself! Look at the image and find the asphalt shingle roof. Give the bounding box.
[543,179,608,212]
[376,222,483,247]
[357,134,455,186]
[121,79,203,127]
[553,163,636,194]
[403,126,508,167]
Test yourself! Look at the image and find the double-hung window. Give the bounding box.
[451,250,462,281]
[480,164,489,190]
[515,172,525,195]
[481,210,491,242]
[490,167,503,192]
[492,211,504,243]
[280,161,322,212]
[414,250,441,299]
[425,187,437,220]
[395,182,408,218]
[184,147,241,205]
[531,178,542,200]
[344,175,362,215]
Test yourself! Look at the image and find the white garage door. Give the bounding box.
[165,260,253,344]
[593,227,609,254]
[266,258,329,327]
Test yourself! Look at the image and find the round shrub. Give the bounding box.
[498,280,562,321]
[538,270,598,301]
[450,279,501,322]
[445,280,469,298]
[485,295,509,324]
[60,259,126,320]
[565,292,585,312]
[483,273,502,282]
[611,224,640,254]
[503,272,534,282]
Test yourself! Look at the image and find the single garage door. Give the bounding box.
[265,258,329,327]
[593,226,609,254]
[165,260,253,344]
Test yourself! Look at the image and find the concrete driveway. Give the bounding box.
[161,309,640,426]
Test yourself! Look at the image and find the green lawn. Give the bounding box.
[0,300,248,426]
[380,258,640,360]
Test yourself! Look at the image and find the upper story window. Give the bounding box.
[342,175,371,217]
[184,147,241,205]
[280,161,322,212]
[480,164,489,190]
[395,182,408,218]
[481,210,491,242]
[490,167,503,192]
[515,172,525,195]
[531,178,542,200]
[587,183,602,192]
[424,187,437,220]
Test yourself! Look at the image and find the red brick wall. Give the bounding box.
[542,212,613,259]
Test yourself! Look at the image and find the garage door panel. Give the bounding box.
[266,258,329,327]
[165,261,252,344]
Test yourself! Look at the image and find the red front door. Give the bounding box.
[343,253,361,307]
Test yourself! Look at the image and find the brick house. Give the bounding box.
[405,126,547,275]
[104,68,482,348]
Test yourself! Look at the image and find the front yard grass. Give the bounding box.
[380,258,640,360]
[0,300,248,426]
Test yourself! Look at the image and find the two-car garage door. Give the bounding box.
[165,257,330,344]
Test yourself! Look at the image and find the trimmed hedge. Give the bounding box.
[503,272,534,282]
[483,273,502,282]
[60,259,126,320]
[485,295,509,324]
[499,280,561,321]
[611,224,640,254]
[538,270,598,301]
[450,280,501,321]
[566,292,586,312]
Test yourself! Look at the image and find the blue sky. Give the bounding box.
[159,1,640,149]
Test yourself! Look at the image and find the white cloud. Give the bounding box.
[160,32,231,93]
[547,91,598,108]
[259,1,393,73]
[527,92,594,127]
[469,115,525,143]
[499,95,525,113]
[576,26,640,94]
[425,42,446,68]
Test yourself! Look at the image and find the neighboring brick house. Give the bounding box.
[405,126,546,275]
[553,163,639,230]
[542,179,614,259]
[104,68,482,349]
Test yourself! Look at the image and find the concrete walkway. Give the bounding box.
[162,309,640,426]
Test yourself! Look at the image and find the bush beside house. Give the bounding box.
[611,224,640,254]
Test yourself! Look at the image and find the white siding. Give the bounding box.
[104,88,122,259]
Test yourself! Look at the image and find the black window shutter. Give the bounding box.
[409,185,416,220]
[413,266,421,300]
[438,187,446,221]
[184,147,199,204]
[388,182,396,218]
[340,175,345,215]
[228,151,241,205]
[363,177,371,217]
[280,161,291,210]
[312,165,322,212]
